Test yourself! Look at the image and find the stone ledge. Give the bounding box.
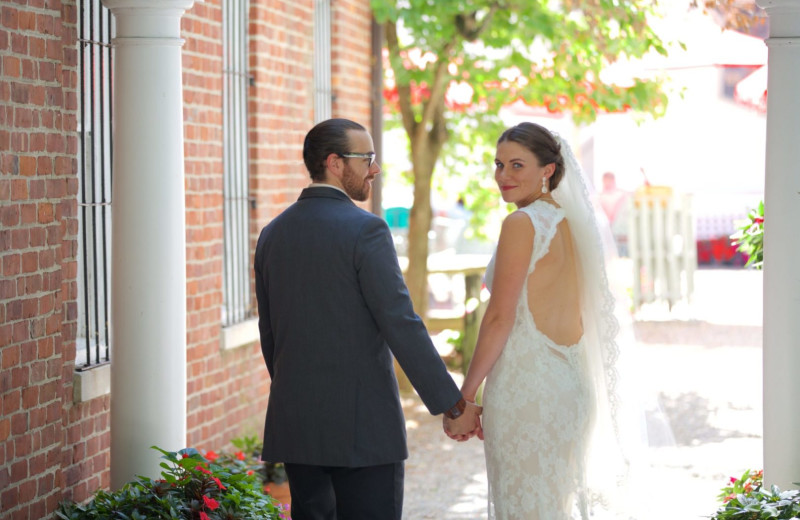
[73,363,111,403]
[221,317,259,351]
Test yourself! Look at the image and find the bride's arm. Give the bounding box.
[460,211,534,401]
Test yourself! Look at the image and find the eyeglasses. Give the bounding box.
[338,152,376,168]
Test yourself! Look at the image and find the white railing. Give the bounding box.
[627,188,696,310]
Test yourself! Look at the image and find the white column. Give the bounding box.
[103,0,194,489]
[756,0,800,490]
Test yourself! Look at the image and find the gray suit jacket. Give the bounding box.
[254,186,461,467]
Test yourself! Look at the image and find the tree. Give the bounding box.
[371,0,669,316]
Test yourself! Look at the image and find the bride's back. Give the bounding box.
[527,215,583,346]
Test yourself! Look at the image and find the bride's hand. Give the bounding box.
[443,401,483,441]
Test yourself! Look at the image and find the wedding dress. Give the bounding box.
[481,134,629,520]
[482,201,592,520]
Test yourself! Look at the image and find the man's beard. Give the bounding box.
[342,164,371,202]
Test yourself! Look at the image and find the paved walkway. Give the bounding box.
[402,268,764,519]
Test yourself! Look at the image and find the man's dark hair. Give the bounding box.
[303,118,366,182]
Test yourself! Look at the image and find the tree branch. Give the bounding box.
[385,21,417,138]
[455,4,501,41]
[418,5,501,137]
[418,39,454,139]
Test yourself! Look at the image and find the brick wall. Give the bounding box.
[0,0,376,516]
[331,0,373,125]
[249,0,315,228]
[0,0,87,516]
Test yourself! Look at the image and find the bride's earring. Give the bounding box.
[541,177,549,194]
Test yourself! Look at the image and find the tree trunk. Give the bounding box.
[405,134,437,319]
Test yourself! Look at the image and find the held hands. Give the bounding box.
[443,400,483,442]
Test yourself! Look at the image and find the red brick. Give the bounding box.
[28,36,45,58]
[37,202,53,223]
[30,132,45,151]
[1,204,19,226]
[21,252,37,273]
[10,179,27,200]
[35,378,53,405]
[30,500,47,520]
[3,55,20,78]
[19,155,36,176]
[11,366,28,388]
[2,345,20,370]
[3,253,21,277]
[21,386,38,408]
[14,430,31,458]
[0,418,9,442]
[28,405,45,429]
[20,203,36,224]
[19,341,36,363]
[41,424,56,448]
[18,479,36,503]
[1,485,19,511]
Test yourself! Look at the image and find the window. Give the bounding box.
[222,0,252,328]
[76,0,113,370]
[314,0,332,122]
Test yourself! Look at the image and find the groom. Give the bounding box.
[254,118,481,520]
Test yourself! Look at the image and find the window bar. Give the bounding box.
[99,4,111,363]
[89,0,103,367]
[236,1,246,323]
[230,0,240,324]
[79,0,91,368]
[240,2,251,322]
[222,0,233,326]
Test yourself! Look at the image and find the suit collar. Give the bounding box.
[299,185,355,205]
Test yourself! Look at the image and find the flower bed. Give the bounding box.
[56,444,290,520]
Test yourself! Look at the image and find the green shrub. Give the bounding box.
[55,446,289,520]
[712,469,800,520]
[731,201,764,270]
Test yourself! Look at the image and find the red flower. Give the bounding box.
[205,450,219,462]
[195,465,212,475]
[199,513,210,520]
[723,493,736,503]
[235,451,246,461]
[730,476,737,484]
[203,495,220,510]
[182,453,190,459]
[211,476,226,490]
[247,470,254,476]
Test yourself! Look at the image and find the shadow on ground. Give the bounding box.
[634,321,762,348]
[658,391,759,446]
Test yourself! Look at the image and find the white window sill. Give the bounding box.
[73,363,111,402]
[221,317,260,351]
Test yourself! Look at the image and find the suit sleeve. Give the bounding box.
[355,217,461,415]
[254,239,275,379]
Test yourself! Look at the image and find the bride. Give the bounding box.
[444,122,629,519]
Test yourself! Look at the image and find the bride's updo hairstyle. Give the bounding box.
[497,123,565,191]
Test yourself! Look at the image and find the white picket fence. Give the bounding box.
[627,188,696,310]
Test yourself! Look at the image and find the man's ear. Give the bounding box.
[326,152,344,180]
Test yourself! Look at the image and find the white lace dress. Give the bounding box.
[483,201,592,520]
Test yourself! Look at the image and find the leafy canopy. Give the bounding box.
[373,0,668,125]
